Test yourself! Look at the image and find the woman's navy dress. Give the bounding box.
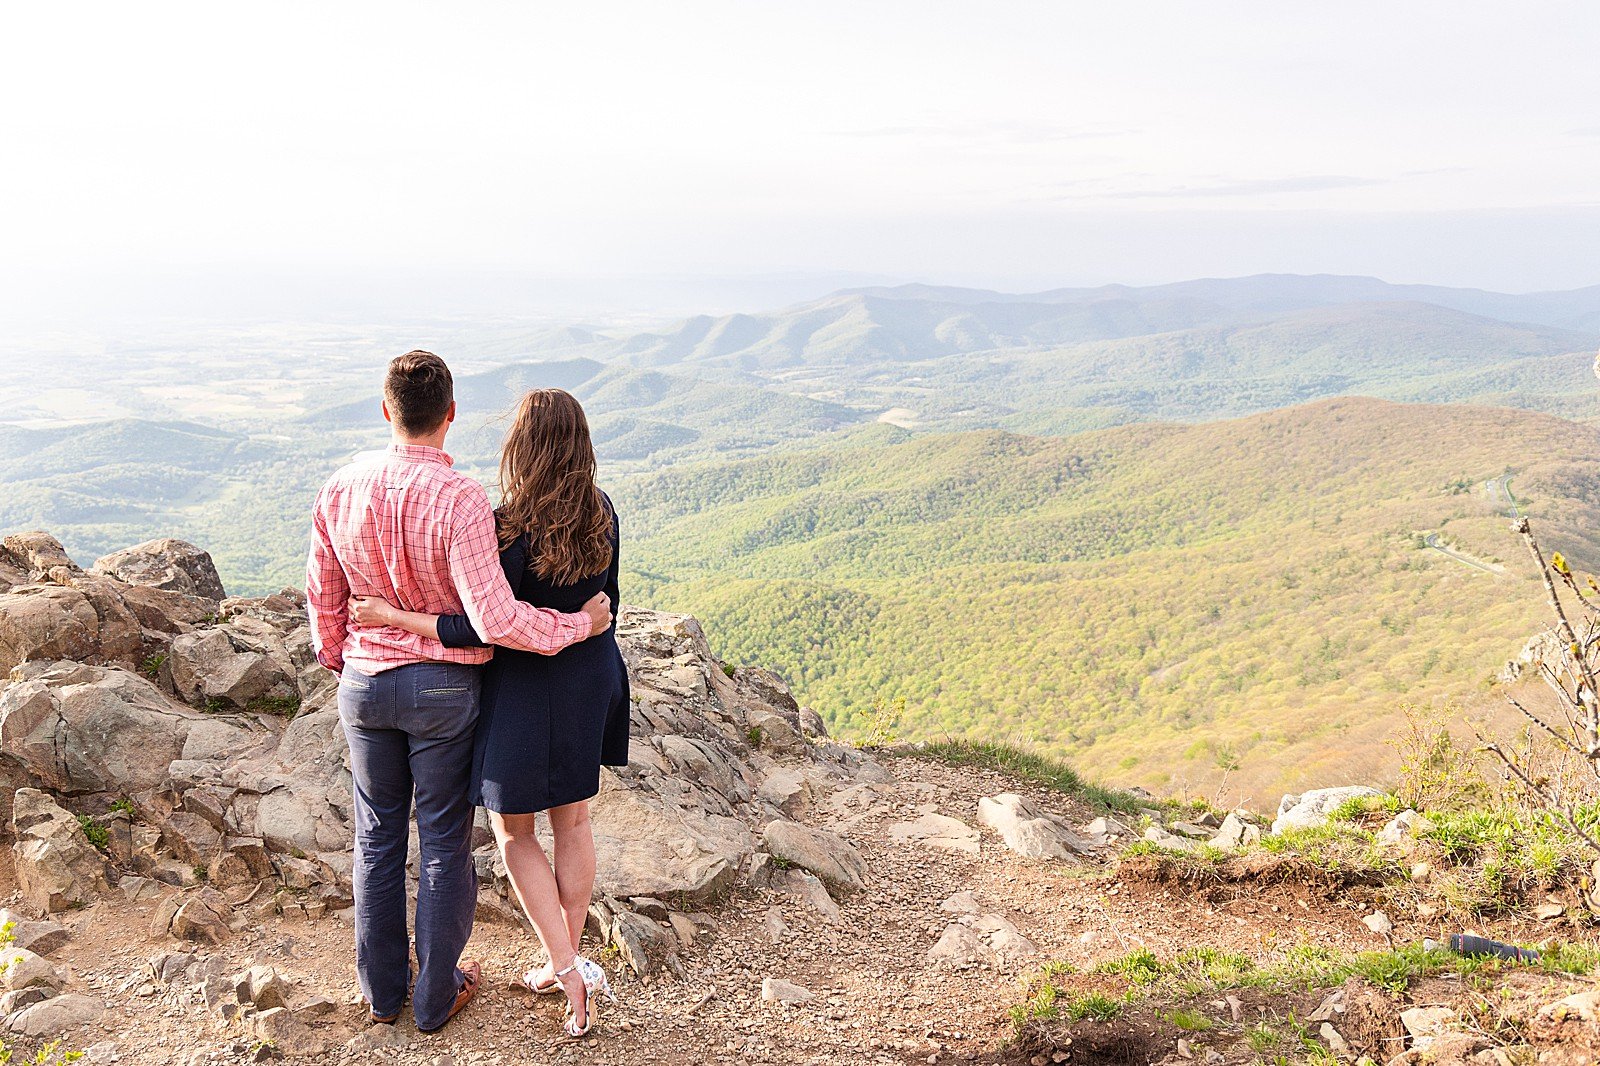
[435,504,630,814]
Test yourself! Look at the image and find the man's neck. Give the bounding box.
[393,431,449,452]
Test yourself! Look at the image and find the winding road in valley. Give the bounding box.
[1422,475,1517,573]
[1424,531,1499,573]
[1485,473,1521,518]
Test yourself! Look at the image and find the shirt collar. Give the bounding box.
[387,443,455,467]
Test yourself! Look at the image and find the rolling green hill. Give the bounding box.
[614,397,1600,800]
[7,278,1600,806]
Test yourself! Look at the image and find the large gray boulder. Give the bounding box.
[168,626,297,712]
[1271,786,1383,835]
[5,993,105,1037]
[586,774,747,902]
[12,788,114,913]
[93,538,226,602]
[0,584,139,674]
[247,702,353,856]
[761,820,869,898]
[0,661,258,794]
[977,793,1097,859]
[928,913,1038,969]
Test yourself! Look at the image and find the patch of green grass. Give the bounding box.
[1063,991,1126,1021]
[141,652,167,678]
[201,697,228,714]
[108,797,135,816]
[75,814,110,852]
[247,694,300,718]
[915,739,1144,813]
[721,662,737,678]
[746,726,764,747]
[0,921,14,949]
[1538,942,1600,975]
[1013,938,1557,1048]
[1118,839,1167,858]
[1164,1006,1212,1031]
[1092,947,1168,985]
[1245,1021,1281,1053]
[1327,793,1401,823]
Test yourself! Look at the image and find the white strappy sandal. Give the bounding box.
[552,956,617,1039]
[517,961,562,996]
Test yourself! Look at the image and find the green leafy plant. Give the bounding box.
[859,694,904,748]
[140,652,167,678]
[0,1039,84,1065]
[75,815,110,852]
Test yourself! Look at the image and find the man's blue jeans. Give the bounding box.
[338,661,481,1031]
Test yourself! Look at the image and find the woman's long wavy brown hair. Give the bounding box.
[495,389,613,584]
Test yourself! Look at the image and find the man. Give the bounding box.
[306,350,611,1034]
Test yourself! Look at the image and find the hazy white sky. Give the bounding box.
[4,1,1599,321]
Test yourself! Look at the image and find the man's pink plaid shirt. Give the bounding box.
[306,443,592,675]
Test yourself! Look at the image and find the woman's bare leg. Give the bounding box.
[547,801,597,953]
[490,810,587,1024]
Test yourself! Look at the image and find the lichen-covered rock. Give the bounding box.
[0,532,79,579]
[93,538,226,602]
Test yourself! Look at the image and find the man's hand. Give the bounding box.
[581,591,613,634]
[347,595,399,627]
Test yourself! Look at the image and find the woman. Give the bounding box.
[349,388,629,1039]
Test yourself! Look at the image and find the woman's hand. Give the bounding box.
[348,595,399,627]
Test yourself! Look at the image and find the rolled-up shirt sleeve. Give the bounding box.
[305,491,350,672]
[445,484,591,653]
[436,535,525,649]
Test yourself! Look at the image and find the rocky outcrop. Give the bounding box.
[0,661,267,794]
[0,531,888,947]
[93,538,227,602]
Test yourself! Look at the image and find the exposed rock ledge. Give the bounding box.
[0,530,887,938]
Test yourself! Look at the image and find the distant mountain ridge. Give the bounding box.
[494,274,1600,373]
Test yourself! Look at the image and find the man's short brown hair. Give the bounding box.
[384,350,454,435]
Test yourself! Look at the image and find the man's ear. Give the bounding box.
[381,400,393,425]
[446,400,456,425]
